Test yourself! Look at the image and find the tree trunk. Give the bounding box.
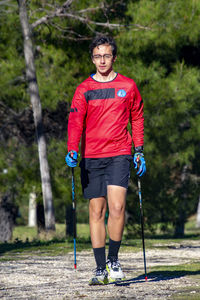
[196,195,200,228]
[28,190,37,227]
[18,0,55,231]
[0,193,17,242]
[37,202,45,233]
[174,165,188,237]
[66,204,73,237]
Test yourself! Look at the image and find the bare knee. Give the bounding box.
[90,207,105,222]
[89,198,106,222]
[107,185,126,220]
[109,203,125,219]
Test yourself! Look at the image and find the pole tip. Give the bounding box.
[145,276,148,281]
[74,264,77,269]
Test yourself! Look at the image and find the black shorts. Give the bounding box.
[79,155,132,199]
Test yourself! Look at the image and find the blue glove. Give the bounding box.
[65,151,78,168]
[133,152,146,177]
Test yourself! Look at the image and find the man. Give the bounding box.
[66,35,146,285]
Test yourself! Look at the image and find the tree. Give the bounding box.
[119,0,200,236]
[1,0,200,237]
[1,0,128,232]
[15,0,127,232]
[18,0,55,231]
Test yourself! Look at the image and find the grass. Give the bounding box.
[0,223,91,259]
[0,216,199,260]
[11,223,90,242]
[150,261,200,274]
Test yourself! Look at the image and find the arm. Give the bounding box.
[129,82,144,149]
[130,83,146,177]
[67,86,88,153]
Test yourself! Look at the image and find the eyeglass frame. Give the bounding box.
[92,54,114,60]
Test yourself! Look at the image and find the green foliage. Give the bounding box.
[0,141,42,224]
[0,139,85,224]
[47,139,85,222]
[0,0,200,234]
[0,3,28,110]
[118,0,200,236]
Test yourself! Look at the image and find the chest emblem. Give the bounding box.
[117,89,126,97]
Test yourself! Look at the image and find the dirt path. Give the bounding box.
[0,240,200,299]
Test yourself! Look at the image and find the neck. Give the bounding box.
[93,70,116,82]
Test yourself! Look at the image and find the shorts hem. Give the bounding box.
[107,183,128,189]
[84,194,106,200]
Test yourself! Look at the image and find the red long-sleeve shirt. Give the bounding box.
[67,73,144,158]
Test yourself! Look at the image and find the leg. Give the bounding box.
[89,197,109,285]
[105,156,131,281]
[106,185,127,281]
[89,197,107,248]
[80,158,109,285]
[107,185,127,241]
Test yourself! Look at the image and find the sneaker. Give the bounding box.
[106,258,125,282]
[89,267,108,285]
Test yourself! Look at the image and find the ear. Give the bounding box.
[112,56,117,63]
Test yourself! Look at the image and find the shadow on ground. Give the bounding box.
[114,270,200,286]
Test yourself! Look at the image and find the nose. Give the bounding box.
[100,56,105,63]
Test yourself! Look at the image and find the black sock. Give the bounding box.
[93,247,106,269]
[107,238,121,261]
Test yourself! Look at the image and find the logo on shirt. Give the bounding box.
[117,89,126,97]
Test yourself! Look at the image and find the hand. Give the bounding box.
[133,152,146,177]
[65,151,78,168]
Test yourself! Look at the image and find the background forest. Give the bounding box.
[0,0,200,238]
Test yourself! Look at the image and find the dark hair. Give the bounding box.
[89,35,117,57]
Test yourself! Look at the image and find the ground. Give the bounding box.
[0,240,200,299]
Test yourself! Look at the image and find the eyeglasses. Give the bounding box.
[92,54,113,60]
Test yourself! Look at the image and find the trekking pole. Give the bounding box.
[137,178,147,281]
[72,167,77,269]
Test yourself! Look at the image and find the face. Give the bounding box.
[92,44,116,75]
